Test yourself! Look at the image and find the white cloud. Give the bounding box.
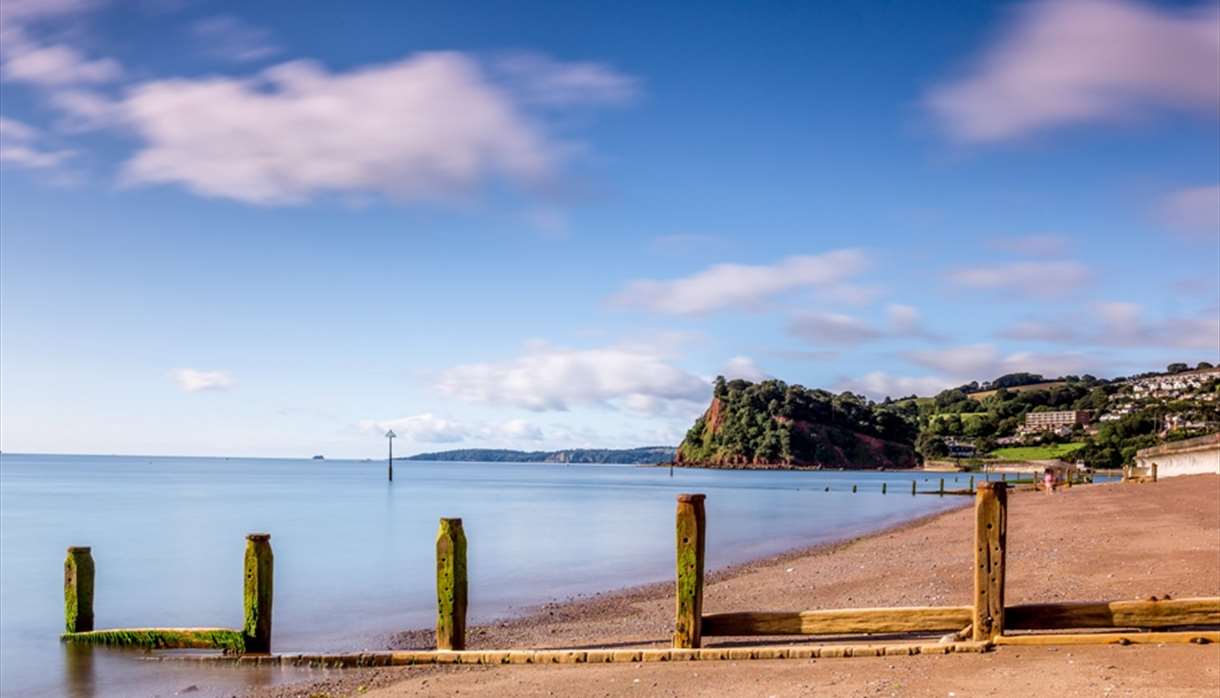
[905,343,1096,378]
[721,356,769,382]
[0,115,75,168]
[0,1,122,86]
[359,413,467,443]
[436,343,709,413]
[835,371,957,400]
[1160,185,1220,238]
[886,304,922,334]
[610,250,870,314]
[948,260,1090,296]
[493,419,545,441]
[96,52,631,205]
[987,234,1069,257]
[173,368,235,392]
[191,15,279,63]
[928,0,1220,142]
[495,53,638,106]
[111,54,559,204]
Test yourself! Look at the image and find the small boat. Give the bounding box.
[312,455,325,460]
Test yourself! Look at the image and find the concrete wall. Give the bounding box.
[1135,434,1220,478]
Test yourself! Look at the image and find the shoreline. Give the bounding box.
[249,475,1220,697]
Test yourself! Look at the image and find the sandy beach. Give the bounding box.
[253,475,1220,697]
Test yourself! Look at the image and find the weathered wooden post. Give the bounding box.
[911,480,917,495]
[64,547,94,633]
[673,493,706,649]
[851,484,857,493]
[972,482,1007,641]
[939,478,945,496]
[436,518,467,651]
[1151,462,1158,483]
[969,475,975,492]
[243,533,273,654]
[881,482,887,495]
[1001,472,1007,483]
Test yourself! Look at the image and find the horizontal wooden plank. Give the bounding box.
[701,606,973,636]
[993,631,1218,647]
[61,627,245,651]
[1006,598,1220,631]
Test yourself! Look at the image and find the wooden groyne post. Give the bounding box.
[243,534,274,653]
[1151,462,1158,483]
[939,478,945,496]
[972,483,1008,641]
[969,475,975,492]
[674,493,707,649]
[911,480,917,496]
[882,482,887,495]
[64,547,94,633]
[436,518,467,651]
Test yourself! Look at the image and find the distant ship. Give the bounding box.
[312,455,325,460]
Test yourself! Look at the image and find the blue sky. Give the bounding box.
[1,0,1217,457]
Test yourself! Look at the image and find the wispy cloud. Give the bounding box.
[904,343,1098,378]
[494,52,638,106]
[998,303,1218,351]
[1159,184,1220,239]
[436,342,709,413]
[835,372,957,400]
[927,0,1220,143]
[787,304,939,347]
[949,260,1090,296]
[788,312,884,346]
[358,413,467,443]
[0,0,122,86]
[721,356,770,381]
[191,15,279,63]
[0,115,74,168]
[610,250,870,314]
[173,368,235,392]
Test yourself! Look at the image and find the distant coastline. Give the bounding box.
[402,446,676,464]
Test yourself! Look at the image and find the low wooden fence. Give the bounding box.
[61,481,1218,661]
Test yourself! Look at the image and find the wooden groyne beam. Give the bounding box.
[702,606,972,636]
[62,628,245,651]
[1006,598,1220,630]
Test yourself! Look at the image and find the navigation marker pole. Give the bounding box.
[386,429,397,482]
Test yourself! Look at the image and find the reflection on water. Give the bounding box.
[2,454,965,697]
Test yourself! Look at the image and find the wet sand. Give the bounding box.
[251,475,1220,697]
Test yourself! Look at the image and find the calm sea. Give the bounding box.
[0,453,968,697]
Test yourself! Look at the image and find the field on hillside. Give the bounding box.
[988,442,1086,460]
[967,381,1067,400]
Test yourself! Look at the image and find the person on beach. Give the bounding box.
[1043,468,1055,494]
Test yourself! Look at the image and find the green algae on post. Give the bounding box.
[435,518,467,650]
[61,628,245,652]
[64,547,94,633]
[673,493,706,649]
[243,533,274,653]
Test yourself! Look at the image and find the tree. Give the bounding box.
[1198,361,1215,370]
[1166,363,1189,374]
